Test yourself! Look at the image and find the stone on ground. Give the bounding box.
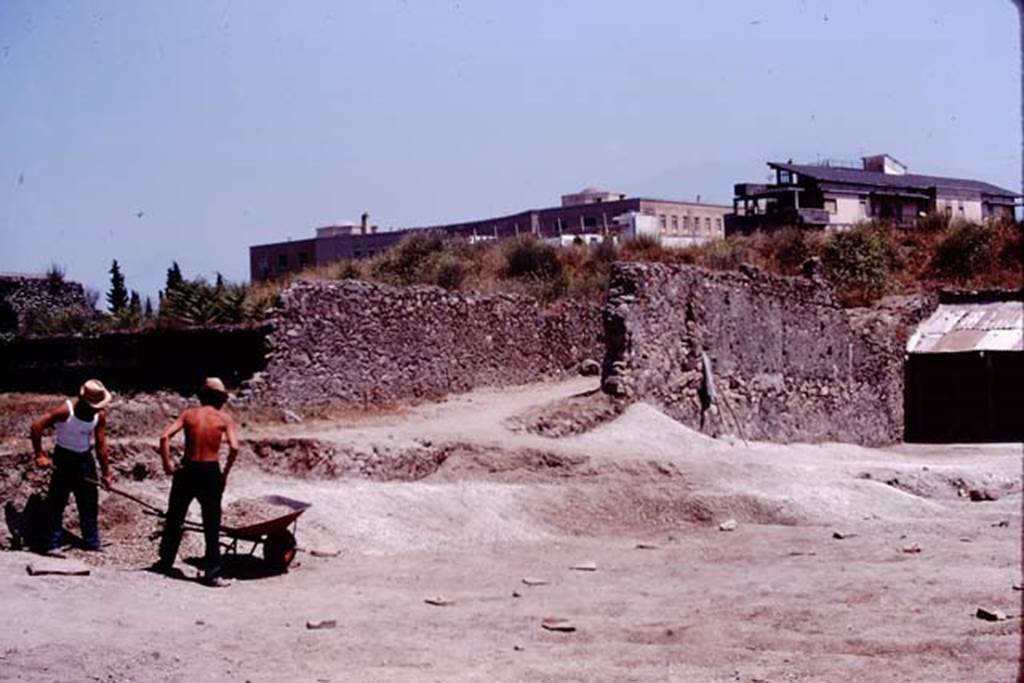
[26,557,91,576]
[306,619,337,630]
[541,617,577,632]
[424,596,454,606]
[975,607,1008,622]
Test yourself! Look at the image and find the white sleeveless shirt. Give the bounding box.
[54,400,98,453]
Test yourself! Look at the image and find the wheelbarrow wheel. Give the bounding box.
[263,530,297,571]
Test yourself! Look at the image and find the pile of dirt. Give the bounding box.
[223,497,294,528]
[566,402,728,461]
[91,492,173,568]
[505,389,626,438]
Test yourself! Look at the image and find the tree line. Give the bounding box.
[18,261,273,337]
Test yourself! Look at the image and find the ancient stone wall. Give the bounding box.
[246,279,603,409]
[601,262,920,446]
[0,274,91,334]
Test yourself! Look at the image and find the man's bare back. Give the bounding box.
[160,405,239,481]
[181,406,234,463]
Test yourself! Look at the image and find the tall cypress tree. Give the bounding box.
[129,290,142,318]
[107,260,129,313]
[166,261,184,292]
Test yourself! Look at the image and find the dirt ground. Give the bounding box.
[0,378,1021,682]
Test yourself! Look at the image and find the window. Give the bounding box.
[715,218,722,232]
[683,216,691,231]
[659,214,667,230]
[824,199,838,215]
[957,200,965,215]
[704,217,711,232]
[779,170,791,184]
[298,252,309,267]
[277,253,288,268]
[583,216,598,228]
[859,197,867,216]
[670,215,678,233]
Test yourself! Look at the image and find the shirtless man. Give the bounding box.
[151,377,239,586]
[29,379,113,553]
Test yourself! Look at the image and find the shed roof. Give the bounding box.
[907,300,1023,354]
[770,162,1019,199]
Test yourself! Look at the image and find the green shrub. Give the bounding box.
[159,278,262,326]
[821,225,896,305]
[762,227,824,275]
[503,237,563,280]
[434,254,469,290]
[930,221,995,282]
[370,233,446,286]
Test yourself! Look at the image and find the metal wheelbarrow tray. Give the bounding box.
[217,494,312,570]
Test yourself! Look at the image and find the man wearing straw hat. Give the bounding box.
[151,377,239,586]
[29,379,114,553]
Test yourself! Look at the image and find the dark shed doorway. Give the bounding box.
[905,350,1022,442]
[904,296,1022,444]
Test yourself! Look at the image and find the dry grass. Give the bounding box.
[256,216,1022,309]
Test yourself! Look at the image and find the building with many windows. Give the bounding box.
[250,188,730,281]
[726,154,1019,235]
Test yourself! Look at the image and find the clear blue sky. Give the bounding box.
[1,0,1019,302]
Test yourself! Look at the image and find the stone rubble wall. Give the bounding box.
[601,262,924,446]
[246,279,603,409]
[0,274,91,334]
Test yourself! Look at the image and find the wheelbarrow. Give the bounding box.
[216,495,311,571]
[96,481,311,571]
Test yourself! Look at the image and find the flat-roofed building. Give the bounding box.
[250,189,730,281]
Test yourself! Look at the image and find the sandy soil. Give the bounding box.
[0,378,1021,682]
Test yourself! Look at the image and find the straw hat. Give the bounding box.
[79,379,112,410]
[202,377,228,397]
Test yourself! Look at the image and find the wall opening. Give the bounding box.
[904,350,1023,443]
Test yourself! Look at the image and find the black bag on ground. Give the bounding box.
[4,494,51,552]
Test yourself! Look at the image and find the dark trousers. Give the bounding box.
[158,460,223,579]
[47,446,100,551]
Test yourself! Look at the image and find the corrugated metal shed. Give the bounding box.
[907,301,1023,353]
